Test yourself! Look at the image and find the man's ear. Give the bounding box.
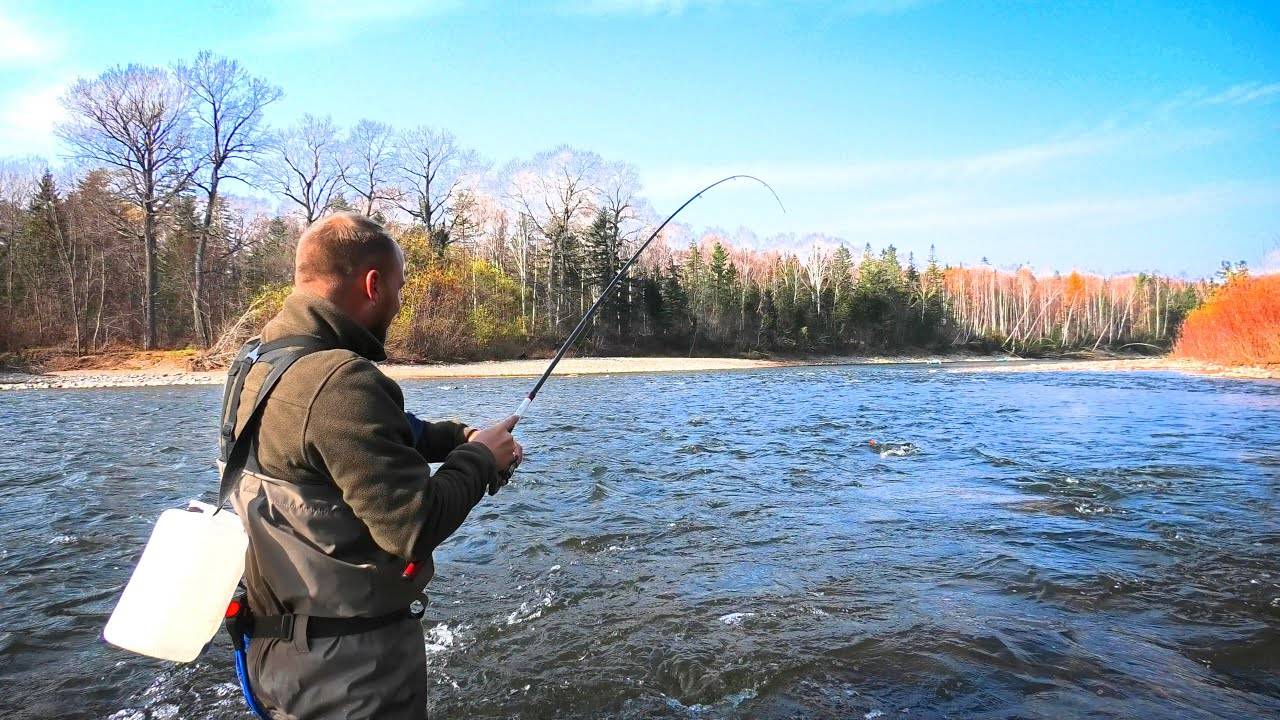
[362,268,381,302]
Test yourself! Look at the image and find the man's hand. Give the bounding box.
[468,415,523,494]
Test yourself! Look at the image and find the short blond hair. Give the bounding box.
[295,212,398,284]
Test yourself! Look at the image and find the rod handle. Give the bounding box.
[514,396,532,419]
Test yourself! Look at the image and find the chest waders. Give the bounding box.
[216,335,328,720]
[216,335,429,718]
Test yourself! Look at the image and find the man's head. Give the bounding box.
[294,213,405,342]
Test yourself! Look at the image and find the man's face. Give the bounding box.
[370,244,406,343]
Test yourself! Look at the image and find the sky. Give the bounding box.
[0,0,1277,277]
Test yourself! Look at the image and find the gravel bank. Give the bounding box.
[3,355,1273,391]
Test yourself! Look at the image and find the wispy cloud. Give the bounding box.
[835,0,938,18]
[564,0,935,17]
[1204,82,1280,106]
[0,9,61,66]
[260,0,462,46]
[0,81,70,158]
[643,80,1256,238]
[279,0,461,22]
[562,0,724,15]
[645,132,1125,198]
[639,78,1274,275]
[842,182,1280,234]
[947,135,1119,176]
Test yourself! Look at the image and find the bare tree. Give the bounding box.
[342,119,397,217]
[504,210,537,329]
[592,162,642,334]
[58,65,198,349]
[0,158,44,320]
[470,191,509,265]
[392,126,482,254]
[176,51,281,346]
[596,162,641,236]
[803,239,832,316]
[507,146,601,328]
[261,114,345,225]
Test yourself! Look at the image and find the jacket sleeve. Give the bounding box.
[304,357,498,560]
[404,412,471,462]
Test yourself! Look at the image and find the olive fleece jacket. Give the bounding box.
[230,290,498,616]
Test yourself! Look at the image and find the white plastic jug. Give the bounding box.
[104,500,247,662]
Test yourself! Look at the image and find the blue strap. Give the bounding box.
[234,640,270,720]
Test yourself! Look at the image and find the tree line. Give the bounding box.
[0,53,1209,363]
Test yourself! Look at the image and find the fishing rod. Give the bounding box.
[511,174,784,423]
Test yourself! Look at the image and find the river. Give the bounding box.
[1,365,1277,719]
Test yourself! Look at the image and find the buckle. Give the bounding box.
[254,613,297,641]
[278,613,295,641]
[246,345,262,363]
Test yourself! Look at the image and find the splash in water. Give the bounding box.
[867,439,919,458]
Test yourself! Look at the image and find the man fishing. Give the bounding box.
[218,212,522,719]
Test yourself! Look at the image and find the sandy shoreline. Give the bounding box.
[0,356,793,391]
[943,357,1280,381]
[0,355,1275,391]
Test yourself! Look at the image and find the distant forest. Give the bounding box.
[0,53,1213,364]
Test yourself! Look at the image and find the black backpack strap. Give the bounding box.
[219,339,262,463]
[215,335,330,512]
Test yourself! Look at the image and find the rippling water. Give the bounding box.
[1,365,1278,719]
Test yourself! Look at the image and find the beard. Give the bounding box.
[370,314,391,344]
[369,301,399,344]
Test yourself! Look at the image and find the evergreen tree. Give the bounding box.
[641,271,664,336]
[659,262,689,336]
[828,244,855,348]
[583,208,623,343]
[709,241,734,311]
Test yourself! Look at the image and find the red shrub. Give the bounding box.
[1174,274,1280,366]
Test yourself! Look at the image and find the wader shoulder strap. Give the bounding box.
[219,339,262,463]
[215,335,330,511]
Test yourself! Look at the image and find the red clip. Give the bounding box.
[225,599,242,618]
[401,561,419,580]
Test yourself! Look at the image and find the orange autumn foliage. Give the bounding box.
[1174,274,1280,366]
[1064,271,1086,304]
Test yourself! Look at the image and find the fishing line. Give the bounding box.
[511,174,785,422]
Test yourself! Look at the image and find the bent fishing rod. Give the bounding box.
[511,174,784,423]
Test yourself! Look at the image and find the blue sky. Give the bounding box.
[1,0,1277,277]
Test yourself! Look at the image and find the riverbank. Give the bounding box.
[0,356,794,390]
[1,354,1275,390]
[944,356,1280,381]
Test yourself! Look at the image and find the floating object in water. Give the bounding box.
[867,439,919,458]
[103,500,247,662]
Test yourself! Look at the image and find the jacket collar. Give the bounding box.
[261,289,388,362]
